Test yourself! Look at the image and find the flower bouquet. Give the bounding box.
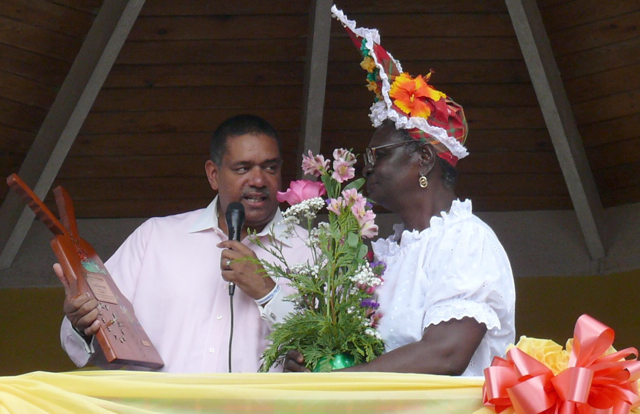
[254,149,386,372]
[482,314,640,414]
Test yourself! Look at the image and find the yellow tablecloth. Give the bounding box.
[0,371,489,413]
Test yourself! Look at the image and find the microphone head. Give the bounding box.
[225,201,245,221]
[225,202,245,241]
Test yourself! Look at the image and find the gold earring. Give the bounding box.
[419,175,428,188]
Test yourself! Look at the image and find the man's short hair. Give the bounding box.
[210,114,282,164]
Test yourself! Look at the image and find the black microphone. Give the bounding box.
[225,202,245,296]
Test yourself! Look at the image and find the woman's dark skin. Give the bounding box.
[284,123,487,374]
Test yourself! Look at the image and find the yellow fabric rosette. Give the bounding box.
[508,336,570,375]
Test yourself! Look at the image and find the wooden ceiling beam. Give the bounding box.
[0,0,145,269]
[505,0,606,261]
[297,0,332,178]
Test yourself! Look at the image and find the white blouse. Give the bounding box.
[371,199,515,376]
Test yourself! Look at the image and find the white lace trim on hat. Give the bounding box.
[331,5,469,160]
[370,102,469,159]
[331,6,381,45]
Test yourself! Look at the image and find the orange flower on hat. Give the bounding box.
[389,72,446,118]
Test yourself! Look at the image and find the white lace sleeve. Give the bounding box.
[421,217,513,333]
[423,298,500,331]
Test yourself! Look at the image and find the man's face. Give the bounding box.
[206,133,282,231]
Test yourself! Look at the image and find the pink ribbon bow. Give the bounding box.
[483,315,640,414]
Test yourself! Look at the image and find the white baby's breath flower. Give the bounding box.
[290,263,313,276]
[365,328,382,340]
[278,215,301,238]
[349,262,378,286]
[283,197,325,222]
[305,233,319,247]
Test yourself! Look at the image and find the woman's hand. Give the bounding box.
[340,317,486,375]
[283,350,310,372]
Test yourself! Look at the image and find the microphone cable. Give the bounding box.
[224,202,244,373]
[228,293,234,373]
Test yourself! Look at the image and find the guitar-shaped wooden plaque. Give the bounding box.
[7,174,164,369]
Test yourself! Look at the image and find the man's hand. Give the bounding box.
[54,263,100,337]
[217,240,276,300]
[283,350,309,372]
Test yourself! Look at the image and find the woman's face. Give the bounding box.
[364,124,419,210]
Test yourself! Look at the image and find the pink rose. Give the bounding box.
[276,180,326,206]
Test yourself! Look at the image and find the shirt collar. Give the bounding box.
[189,196,292,247]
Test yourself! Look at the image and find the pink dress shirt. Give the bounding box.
[60,198,311,373]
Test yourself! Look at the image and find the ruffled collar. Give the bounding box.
[373,199,473,257]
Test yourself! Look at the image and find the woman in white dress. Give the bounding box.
[284,7,515,376]
[285,121,516,376]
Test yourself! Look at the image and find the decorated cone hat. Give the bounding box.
[332,6,469,166]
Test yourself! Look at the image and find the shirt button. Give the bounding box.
[217,315,223,320]
[209,348,215,353]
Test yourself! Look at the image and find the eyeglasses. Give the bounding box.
[364,141,411,167]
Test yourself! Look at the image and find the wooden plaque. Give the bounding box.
[7,174,164,369]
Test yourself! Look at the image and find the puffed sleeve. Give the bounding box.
[421,218,512,332]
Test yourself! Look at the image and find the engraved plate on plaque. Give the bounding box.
[85,272,119,304]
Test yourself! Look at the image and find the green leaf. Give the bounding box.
[321,174,339,199]
[346,232,359,248]
[358,244,368,260]
[343,178,365,192]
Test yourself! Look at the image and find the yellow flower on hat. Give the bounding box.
[366,80,382,100]
[389,72,446,119]
[360,56,376,73]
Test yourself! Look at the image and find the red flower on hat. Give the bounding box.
[389,72,446,119]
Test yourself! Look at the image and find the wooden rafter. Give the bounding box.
[0,0,146,269]
[505,0,606,261]
[297,0,333,178]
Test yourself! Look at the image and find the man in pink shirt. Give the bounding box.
[57,115,312,373]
